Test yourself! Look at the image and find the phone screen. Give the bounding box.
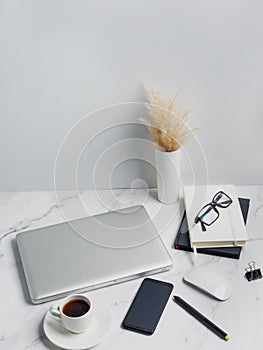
[122,278,174,335]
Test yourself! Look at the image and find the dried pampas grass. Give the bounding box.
[143,84,196,152]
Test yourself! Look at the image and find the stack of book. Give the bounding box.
[174,185,249,259]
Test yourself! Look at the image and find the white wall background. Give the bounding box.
[1,0,263,191]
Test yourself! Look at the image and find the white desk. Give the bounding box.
[0,186,262,349]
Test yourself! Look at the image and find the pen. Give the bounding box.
[173,296,230,341]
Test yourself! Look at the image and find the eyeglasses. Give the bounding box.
[194,191,233,231]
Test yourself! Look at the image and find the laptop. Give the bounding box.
[16,206,173,304]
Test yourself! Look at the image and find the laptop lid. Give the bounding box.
[16,206,173,304]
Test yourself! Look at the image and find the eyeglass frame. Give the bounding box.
[194,190,233,232]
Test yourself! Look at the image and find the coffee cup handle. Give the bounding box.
[50,305,61,319]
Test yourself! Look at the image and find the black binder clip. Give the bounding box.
[245,261,262,282]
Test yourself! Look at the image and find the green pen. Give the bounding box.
[173,296,230,341]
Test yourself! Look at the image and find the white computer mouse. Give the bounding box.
[183,266,232,301]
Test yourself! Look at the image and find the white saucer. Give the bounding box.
[43,298,112,350]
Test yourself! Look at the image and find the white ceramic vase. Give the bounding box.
[155,148,181,204]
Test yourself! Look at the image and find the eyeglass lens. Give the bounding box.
[212,192,232,208]
[198,204,219,225]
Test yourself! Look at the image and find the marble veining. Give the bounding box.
[0,191,82,239]
[0,186,263,350]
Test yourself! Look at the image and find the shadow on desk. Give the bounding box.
[39,320,60,350]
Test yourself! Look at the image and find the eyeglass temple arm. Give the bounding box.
[201,221,206,231]
[219,199,233,205]
[194,216,207,231]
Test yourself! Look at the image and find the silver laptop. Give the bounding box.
[16,206,173,304]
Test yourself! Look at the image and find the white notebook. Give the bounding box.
[184,185,248,249]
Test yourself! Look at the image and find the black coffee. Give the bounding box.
[62,299,90,318]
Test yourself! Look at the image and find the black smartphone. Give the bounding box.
[122,278,174,335]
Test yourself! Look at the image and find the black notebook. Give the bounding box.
[174,198,250,259]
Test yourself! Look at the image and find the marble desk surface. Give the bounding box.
[0,186,263,350]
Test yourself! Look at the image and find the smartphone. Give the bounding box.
[122,278,174,335]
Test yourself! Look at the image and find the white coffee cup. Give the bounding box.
[50,294,93,333]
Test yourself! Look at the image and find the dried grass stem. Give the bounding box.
[143,85,196,152]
